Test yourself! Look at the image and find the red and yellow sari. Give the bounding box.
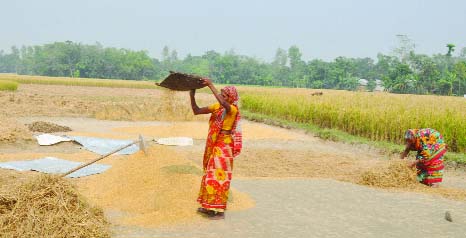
[197,86,242,211]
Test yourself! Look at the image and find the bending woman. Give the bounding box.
[189,78,242,220]
[400,128,446,187]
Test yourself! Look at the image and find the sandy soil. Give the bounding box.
[1,84,465,237]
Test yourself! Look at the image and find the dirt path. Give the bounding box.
[1,116,465,237]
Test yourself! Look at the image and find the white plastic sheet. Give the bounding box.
[35,134,193,156]
[156,137,193,146]
[35,134,72,146]
[0,157,111,178]
[69,136,139,155]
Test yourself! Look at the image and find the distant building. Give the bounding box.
[374,79,384,92]
[358,79,384,92]
[358,78,368,86]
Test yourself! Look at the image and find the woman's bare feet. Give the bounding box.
[197,207,209,214]
[206,210,225,220]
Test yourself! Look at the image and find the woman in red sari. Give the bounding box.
[189,78,242,220]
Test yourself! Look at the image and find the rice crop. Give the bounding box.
[0,80,18,91]
[239,87,466,153]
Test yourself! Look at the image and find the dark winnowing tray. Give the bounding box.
[156,71,206,91]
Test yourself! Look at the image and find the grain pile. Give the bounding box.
[77,144,254,228]
[359,160,418,188]
[0,175,110,238]
[27,121,72,133]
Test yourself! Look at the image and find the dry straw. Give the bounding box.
[359,160,418,188]
[27,121,72,133]
[0,175,110,238]
[359,160,466,200]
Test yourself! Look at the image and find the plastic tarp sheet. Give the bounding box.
[0,157,111,178]
[34,134,193,155]
[68,136,139,155]
[156,137,193,146]
[35,134,72,146]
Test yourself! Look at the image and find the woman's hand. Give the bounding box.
[400,143,411,159]
[200,77,213,87]
[408,160,417,168]
[400,150,408,159]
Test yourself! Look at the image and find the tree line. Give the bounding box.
[0,41,465,96]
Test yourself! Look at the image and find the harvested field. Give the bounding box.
[0,83,465,237]
[0,116,32,143]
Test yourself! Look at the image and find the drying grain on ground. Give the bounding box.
[77,144,254,228]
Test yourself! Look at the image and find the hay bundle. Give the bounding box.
[359,161,418,188]
[0,175,109,238]
[27,121,72,133]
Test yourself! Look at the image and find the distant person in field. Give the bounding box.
[400,128,446,187]
[189,78,242,220]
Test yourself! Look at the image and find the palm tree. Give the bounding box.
[446,44,456,57]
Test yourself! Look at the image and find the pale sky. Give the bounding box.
[1,0,465,61]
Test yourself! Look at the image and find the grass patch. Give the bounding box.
[161,165,203,176]
[0,80,18,91]
[243,110,466,166]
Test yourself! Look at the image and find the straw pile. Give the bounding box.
[0,175,110,238]
[359,160,418,188]
[27,121,72,133]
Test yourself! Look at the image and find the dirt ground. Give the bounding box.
[1,84,466,237]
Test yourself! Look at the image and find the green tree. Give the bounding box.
[393,35,415,63]
[454,61,466,96]
[271,48,289,86]
[446,43,456,57]
[367,79,377,92]
[288,45,305,87]
[437,71,456,95]
[407,53,440,94]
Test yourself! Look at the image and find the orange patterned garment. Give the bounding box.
[197,86,242,211]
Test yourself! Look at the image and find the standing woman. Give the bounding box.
[189,78,242,219]
[400,128,447,187]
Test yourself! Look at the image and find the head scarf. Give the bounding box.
[222,86,239,106]
[404,129,420,150]
[404,129,418,141]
